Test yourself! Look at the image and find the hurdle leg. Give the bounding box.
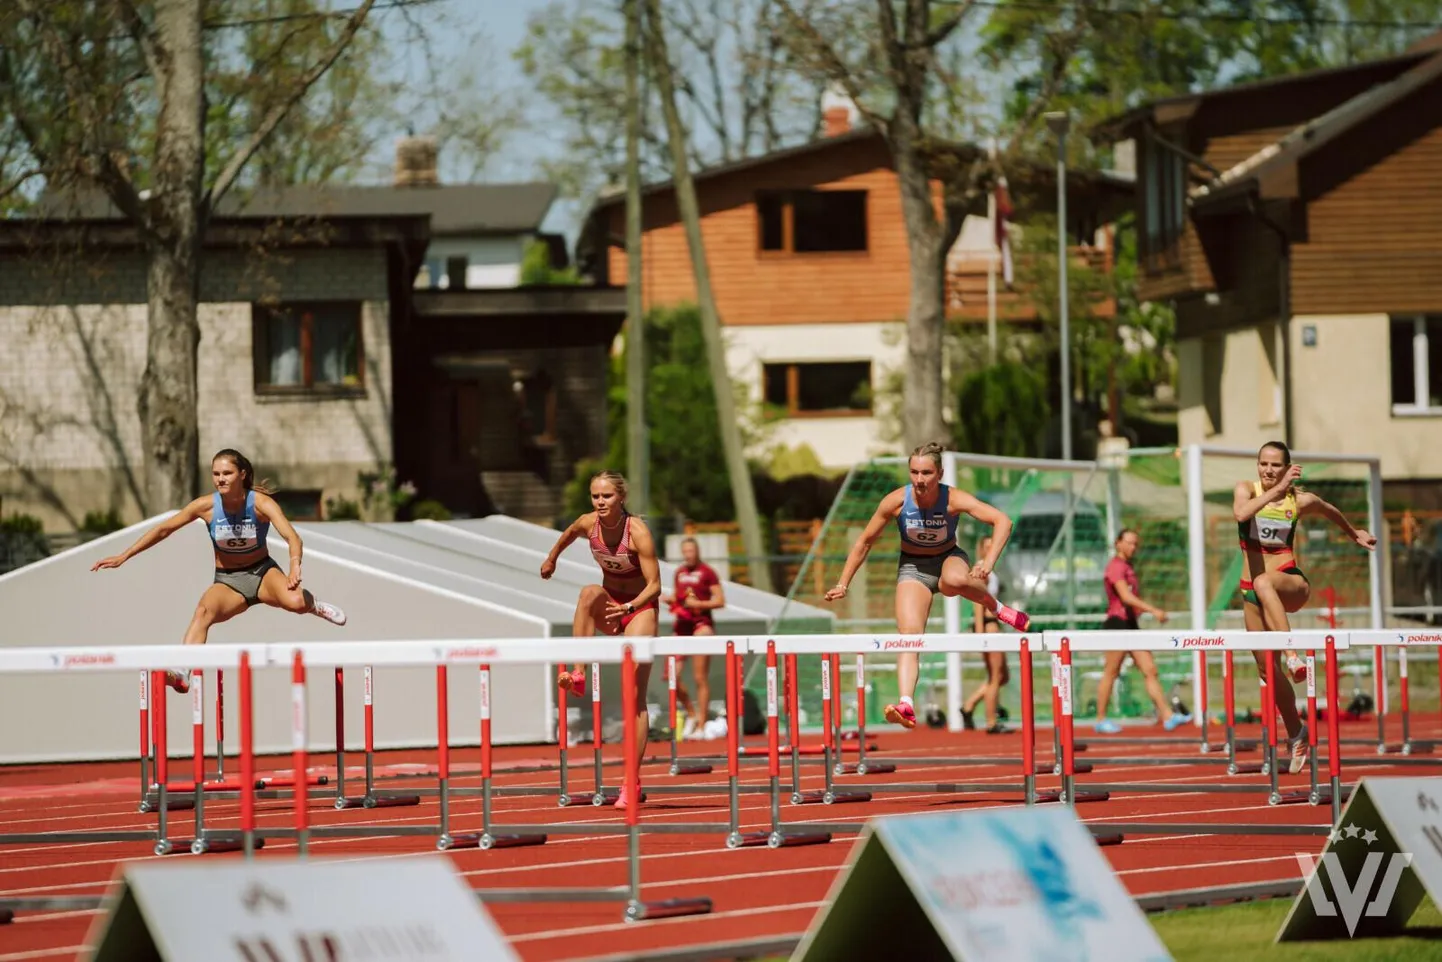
[436,666,478,851]
[215,669,225,781]
[138,671,151,813]
[1273,650,1320,807]
[1265,655,1282,805]
[1021,639,1036,806]
[334,667,348,808]
[1375,645,1388,754]
[189,670,207,853]
[239,653,260,859]
[1197,652,1210,752]
[762,643,828,848]
[590,661,622,806]
[478,663,547,850]
[1326,637,1344,825]
[724,642,767,849]
[153,671,174,855]
[1051,653,1063,776]
[1400,648,1414,754]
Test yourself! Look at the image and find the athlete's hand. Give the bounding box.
[90,554,126,571]
[539,558,556,580]
[603,601,631,622]
[1152,608,1170,624]
[683,595,704,609]
[970,561,993,582]
[823,584,849,603]
[1354,529,1378,551]
[1275,465,1303,492]
[287,564,302,590]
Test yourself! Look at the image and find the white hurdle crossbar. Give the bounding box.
[1346,630,1442,758]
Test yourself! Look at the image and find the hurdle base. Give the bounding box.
[1376,743,1406,755]
[768,831,832,849]
[590,791,647,807]
[480,833,548,850]
[438,833,481,851]
[1228,762,1266,775]
[838,762,896,776]
[1403,742,1437,756]
[626,897,714,922]
[1091,831,1125,847]
[365,794,421,809]
[140,796,196,814]
[1035,789,1111,805]
[792,790,872,806]
[726,831,774,849]
[1234,740,1259,753]
[668,762,714,776]
[192,836,262,856]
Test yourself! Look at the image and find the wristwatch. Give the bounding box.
[625,603,635,614]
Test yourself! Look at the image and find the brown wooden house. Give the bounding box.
[577,114,1129,468]
[1097,37,1442,497]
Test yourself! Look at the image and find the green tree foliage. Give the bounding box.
[519,239,581,286]
[564,304,770,522]
[953,361,1050,458]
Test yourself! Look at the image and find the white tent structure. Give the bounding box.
[0,513,832,764]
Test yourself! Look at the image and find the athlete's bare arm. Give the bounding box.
[254,493,305,588]
[950,489,1012,577]
[541,512,597,579]
[1297,491,1378,550]
[91,496,210,571]
[825,489,905,601]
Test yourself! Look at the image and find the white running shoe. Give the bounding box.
[311,600,347,626]
[1289,724,1310,775]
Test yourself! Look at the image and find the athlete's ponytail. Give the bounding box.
[212,449,276,496]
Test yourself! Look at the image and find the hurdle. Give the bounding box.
[1349,630,1442,759]
[1045,629,1349,829]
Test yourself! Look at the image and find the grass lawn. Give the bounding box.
[748,895,1442,961]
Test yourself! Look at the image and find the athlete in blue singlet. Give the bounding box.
[826,441,1030,729]
[92,448,346,693]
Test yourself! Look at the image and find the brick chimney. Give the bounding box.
[393,133,439,187]
[820,83,857,137]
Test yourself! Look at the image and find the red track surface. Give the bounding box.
[4,715,1441,961]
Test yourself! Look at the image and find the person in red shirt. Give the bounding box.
[662,537,725,738]
[1093,528,1189,735]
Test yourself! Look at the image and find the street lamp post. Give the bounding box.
[1045,110,1076,626]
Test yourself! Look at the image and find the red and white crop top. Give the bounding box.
[590,514,641,577]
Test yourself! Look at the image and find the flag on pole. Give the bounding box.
[994,176,1014,290]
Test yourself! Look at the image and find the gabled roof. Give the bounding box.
[1094,48,1435,140]
[1191,49,1442,208]
[31,182,557,235]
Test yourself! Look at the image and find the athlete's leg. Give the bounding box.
[171,584,248,692]
[1254,569,1311,682]
[691,631,713,726]
[561,585,610,696]
[1245,596,1307,768]
[887,579,935,729]
[938,554,1030,631]
[1093,651,1127,731]
[1130,650,1190,730]
[980,650,1007,729]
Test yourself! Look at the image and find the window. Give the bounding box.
[1391,315,1442,414]
[762,361,871,417]
[253,302,364,394]
[1142,135,1187,265]
[756,190,867,253]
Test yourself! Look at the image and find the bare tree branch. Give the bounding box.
[205,0,377,211]
[1003,0,1093,149]
[922,0,977,49]
[113,0,162,81]
[775,0,887,136]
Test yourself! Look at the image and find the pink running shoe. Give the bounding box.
[613,782,642,810]
[1284,651,1307,684]
[884,702,917,729]
[995,604,1032,632]
[164,670,190,694]
[558,666,585,698]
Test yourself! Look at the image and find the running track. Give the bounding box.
[3,717,1440,961]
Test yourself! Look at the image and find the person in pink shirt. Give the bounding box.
[1093,528,1189,735]
[662,537,725,738]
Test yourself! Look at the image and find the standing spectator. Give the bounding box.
[662,536,725,738]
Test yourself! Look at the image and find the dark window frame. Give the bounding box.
[755,189,869,255]
[252,301,366,397]
[1141,133,1188,272]
[762,360,873,418]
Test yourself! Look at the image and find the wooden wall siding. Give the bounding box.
[947,246,1116,322]
[1201,126,1299,174]
[1176,215,1284,337]
[1292,86,1442,316]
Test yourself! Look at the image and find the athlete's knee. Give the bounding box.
[192,600,221,625]
[1252,572,1279,597]
[278,590,309,614]
[579,584,608,607]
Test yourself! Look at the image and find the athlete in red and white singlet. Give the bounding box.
[541,470,660,809]
[661,536,725,737]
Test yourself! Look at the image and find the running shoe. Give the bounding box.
[311,600,347,626]
[985,721,1007,735]
[960,707,976,730]
[1290,724,1311,774]
[1094,719,1122,734]
[613,782,642,810]
[1284,651,1307,684]
[165,670,190,694]
[558,666,585,698]
[996,605,1032,632]
[1164,712,1193,732]
[884,703,918,729]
